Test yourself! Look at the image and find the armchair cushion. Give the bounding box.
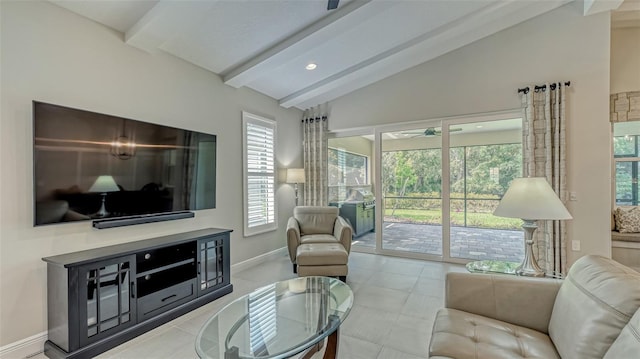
[294,206,339,235]
[301,234,338,244]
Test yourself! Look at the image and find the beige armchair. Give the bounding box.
[286,206,352,279]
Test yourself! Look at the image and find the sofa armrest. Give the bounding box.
[334,216,353,253]
[445,272,562,334]
[287,217,301,263]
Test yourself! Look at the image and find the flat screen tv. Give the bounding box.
[33,101,216,226]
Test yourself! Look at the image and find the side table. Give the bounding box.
[466,260,563,279]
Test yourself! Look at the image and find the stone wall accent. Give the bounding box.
[611,91,640,122]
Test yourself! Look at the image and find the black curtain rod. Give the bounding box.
[518,81,570,94]
[301,115,328,123]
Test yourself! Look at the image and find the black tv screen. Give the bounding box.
[33,101,216,226]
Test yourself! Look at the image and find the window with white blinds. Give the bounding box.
[243,112,277,236]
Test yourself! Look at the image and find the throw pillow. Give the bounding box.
[615,207,640,233]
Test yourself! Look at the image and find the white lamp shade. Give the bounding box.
[89,175,120,193]
[286,168,305,184]
[493,177,572,220]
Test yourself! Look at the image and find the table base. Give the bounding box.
[299,326,339,359]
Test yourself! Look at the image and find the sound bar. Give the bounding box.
[93,211,195,229]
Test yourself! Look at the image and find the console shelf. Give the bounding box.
[42,228,232,359]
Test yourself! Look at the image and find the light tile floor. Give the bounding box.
[39,253,466,359]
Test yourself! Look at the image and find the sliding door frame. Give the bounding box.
[374,110,523,263]
[330,108,522,263]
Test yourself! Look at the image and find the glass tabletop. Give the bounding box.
[466,260,521,274]
[195,276,353,359]
[466,260,563,279]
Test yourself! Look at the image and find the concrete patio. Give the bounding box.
[353,222,525,262]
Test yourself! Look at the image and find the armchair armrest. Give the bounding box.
[445,272,562,334]
[287,217,301,263]
[334,216,353,253]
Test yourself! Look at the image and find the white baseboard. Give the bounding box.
[0,331,47,359]
[231,246,288,276]
[3,248,287,359]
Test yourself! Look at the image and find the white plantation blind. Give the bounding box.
[243,112,277,236]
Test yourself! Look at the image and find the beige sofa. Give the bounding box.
[429,255,640,358]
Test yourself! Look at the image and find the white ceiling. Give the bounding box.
[50,0,636,110]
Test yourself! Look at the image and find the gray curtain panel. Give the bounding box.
[521,82,569,274]
[302,108,328,206]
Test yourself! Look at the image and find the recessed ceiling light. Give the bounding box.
[306,63,317,70]
[476,125,484,128]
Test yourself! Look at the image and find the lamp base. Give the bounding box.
[516,220,545,277]
[93,193,109,218]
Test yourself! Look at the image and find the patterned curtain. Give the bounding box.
[521,82,569,275]
[302,107,328,206]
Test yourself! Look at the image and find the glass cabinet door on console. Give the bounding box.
[197,234,230,296]
[77,255,137,347]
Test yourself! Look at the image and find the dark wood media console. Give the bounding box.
[41,228,233,359]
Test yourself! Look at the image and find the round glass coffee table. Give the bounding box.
[196,276,353,359]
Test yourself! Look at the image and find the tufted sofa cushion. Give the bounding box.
[548,255,640,359]
[430,309,559,359]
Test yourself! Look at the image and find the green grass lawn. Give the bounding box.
[384,208,522,230]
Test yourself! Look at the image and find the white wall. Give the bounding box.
[0,1,302,347]
[611,27,640,94]
[329,4,612,266]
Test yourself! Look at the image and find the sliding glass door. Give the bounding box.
[379,126,443,257]
[447,119,523,262]
[372,114,524,263]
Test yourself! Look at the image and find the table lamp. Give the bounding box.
[89,175,120,217]
[493,177,572,277]
[286,168,305,206]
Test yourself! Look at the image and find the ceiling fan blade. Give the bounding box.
[327,0,339,10]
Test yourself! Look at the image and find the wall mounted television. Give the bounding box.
[33,101,216,226]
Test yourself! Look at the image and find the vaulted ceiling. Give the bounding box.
[50,0,635,110]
